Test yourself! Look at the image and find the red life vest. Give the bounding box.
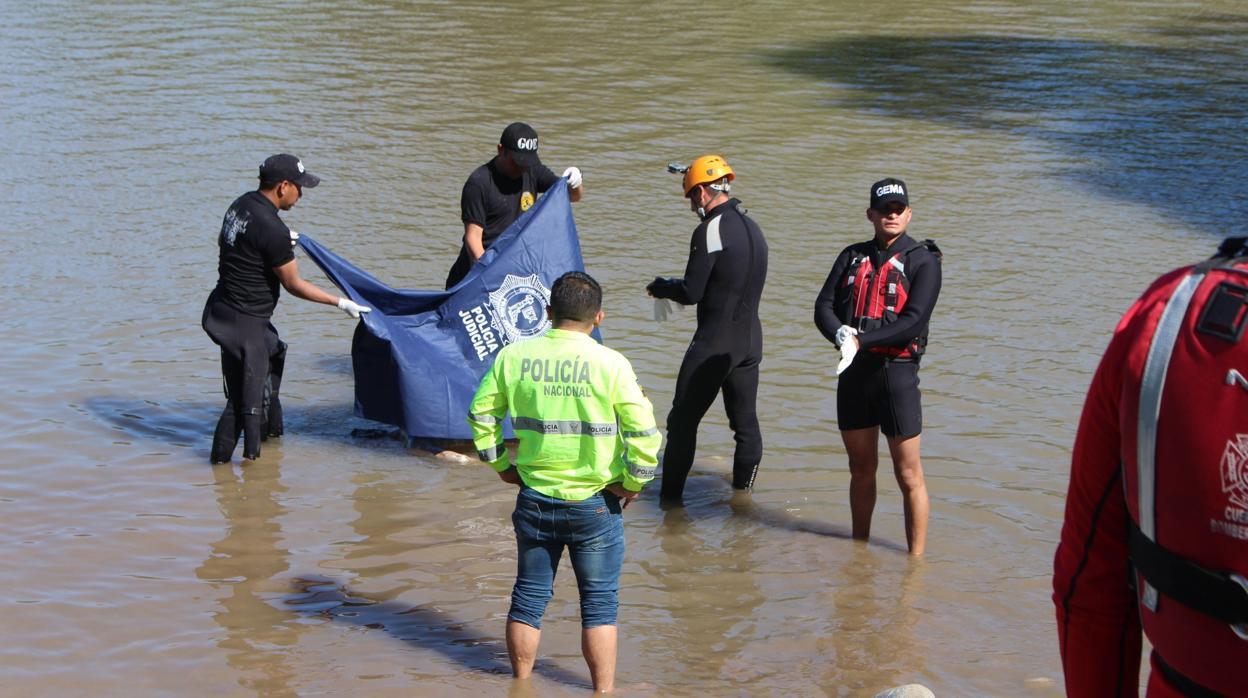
[842,239,940,359]
[1121,238,1248,696]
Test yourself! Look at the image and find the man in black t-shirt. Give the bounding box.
[444,122,584,289]
[202,154,371,464]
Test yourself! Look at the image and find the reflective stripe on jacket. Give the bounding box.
[468,328,661,500]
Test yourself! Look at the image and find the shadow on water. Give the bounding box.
[82,396,219,448]
[312,353,353,376]
[82,396,396,452]
[83,395,479,465]
[663,475,908,553]
[727,490,915,552]
[284,576,588,689]
[763,18,1248,228]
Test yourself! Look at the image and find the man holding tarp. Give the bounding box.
[468,271,661,693]
[202,154,370,464]
[446,122,584,289]
[296,179,590,445]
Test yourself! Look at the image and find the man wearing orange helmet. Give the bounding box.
[647,155,769,504]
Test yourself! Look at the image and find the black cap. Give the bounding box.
[259,154,321,189]
[499,122,541,168]
[869,178,908,210]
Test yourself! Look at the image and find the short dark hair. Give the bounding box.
[549,271,601,323]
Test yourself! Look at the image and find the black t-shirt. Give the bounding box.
[461,157,560,245]
[212,190,295,318]
[446,157,560,288]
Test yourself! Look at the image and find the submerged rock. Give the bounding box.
[874,685,935,698]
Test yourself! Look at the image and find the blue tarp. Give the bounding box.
[297,183,593,440]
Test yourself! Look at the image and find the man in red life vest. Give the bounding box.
[1053,237,1248,696]
[814,178,942,555]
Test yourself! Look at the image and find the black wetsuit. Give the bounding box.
[202,191,293,462]
[445,157,560,289]
[813,232,942,437]
[648,198,768,501]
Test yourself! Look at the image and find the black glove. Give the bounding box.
[646,276,670,296]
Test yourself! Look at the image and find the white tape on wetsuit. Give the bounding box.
[705,215,723,253]
[1135,270,1204,611]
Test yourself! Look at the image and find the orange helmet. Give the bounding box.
[681,155,734,195]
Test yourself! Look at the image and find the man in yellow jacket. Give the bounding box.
[469,271,661,693]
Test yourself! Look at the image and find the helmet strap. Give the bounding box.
[694,180,731,219]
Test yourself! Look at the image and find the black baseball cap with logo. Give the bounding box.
[870,177,908,210]
[259,154,321,189]
[500,122,541,169]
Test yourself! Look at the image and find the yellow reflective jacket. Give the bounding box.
[468,328,661,500]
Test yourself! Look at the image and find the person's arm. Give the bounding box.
[267,223,369,317]
[605,360,660,508]
[468,357,511,475]
[273,259,339,306]
[648,223,717,305]
[1053,297,1150,697]
[613,362,661,493]
[272,259,368,318]
[857,250,942,351]
[461,176,488,262]
[562,167,583,203]
[535,164,582,203]
[814,248,853,346]
[464,222,486,262]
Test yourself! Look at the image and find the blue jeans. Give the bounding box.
[508,486,625,629]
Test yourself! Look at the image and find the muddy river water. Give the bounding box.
[3,1,1247,694]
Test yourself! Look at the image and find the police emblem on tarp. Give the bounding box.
[296,182,592,441]
[490,274,551,343]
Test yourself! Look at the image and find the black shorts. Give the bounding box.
[836,355,922,438]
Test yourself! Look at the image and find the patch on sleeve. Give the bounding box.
[705,215,723,254]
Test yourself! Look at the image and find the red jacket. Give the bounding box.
[1054,243,1248,697]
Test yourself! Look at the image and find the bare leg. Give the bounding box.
[582,625,617,693]
[887,433,928,555]
[841,427,880,540]
[506,620,541,679]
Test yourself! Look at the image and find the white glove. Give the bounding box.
[289,230,300,247]
[835,325,858,348]
[337,297,372,319]
[654,298,672,322]
[836,332,859,376]
[562,166,583,189]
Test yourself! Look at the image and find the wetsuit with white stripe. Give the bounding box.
[649,198,769,501]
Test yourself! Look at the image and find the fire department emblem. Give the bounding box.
[1223,434,1248,513]
[489,273,551,344]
